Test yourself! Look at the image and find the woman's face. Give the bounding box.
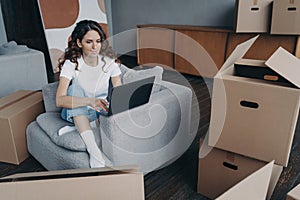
[77,30,102,59]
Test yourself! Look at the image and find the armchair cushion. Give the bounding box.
[42,81,61,112]
[36,112,101,152]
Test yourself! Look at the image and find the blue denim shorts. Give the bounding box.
[61,80,108,124]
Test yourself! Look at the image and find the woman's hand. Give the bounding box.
[91,98,108,112]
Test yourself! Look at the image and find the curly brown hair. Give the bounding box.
[57,20,119,72]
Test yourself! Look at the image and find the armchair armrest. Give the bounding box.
[99,80,194,173]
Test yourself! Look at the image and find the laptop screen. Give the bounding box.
[104,76,155,116]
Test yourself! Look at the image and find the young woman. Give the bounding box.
[56,20,122,168]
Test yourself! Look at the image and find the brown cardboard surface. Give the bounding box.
[286,183,300,200]
[197,138,282,199]
[0,166,145,200]
[271,0,300,35]
[235,0,273,33]
[0,90,44,164]
[209,36,300,166]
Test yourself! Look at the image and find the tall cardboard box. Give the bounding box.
[0,90,44,164]
[208,36,300,166]
[271,0,300,35]
[235,0,273,33]
[198,138,282,199]
[0,166,145,200]
[286,183,300,200]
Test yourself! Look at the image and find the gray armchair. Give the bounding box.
[26,65,194,174]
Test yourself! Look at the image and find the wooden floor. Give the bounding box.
[0,56,300,200]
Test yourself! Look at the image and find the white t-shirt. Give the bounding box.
[60,55,121,99]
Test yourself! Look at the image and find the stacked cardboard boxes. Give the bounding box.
[198,35,300,199]
[235,0,300,35]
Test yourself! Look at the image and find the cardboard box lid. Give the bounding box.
[287,183,300,200]
[215,161,275,200]
[0,165,144,200]
[265,47,300,88]
[217,35,259,76]
[0,90,34,110]
[0,165,140,181]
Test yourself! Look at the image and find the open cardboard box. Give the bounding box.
[208,35,300,167]
[234,58,290,84]
[0,165,144,200]
[286,183,300,200]
[0,90,44,164]
[198,138,282,200]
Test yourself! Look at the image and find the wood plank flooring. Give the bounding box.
[0,56,299,200]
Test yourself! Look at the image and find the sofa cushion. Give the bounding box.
[122,66,163,93]
[36,112,101,152]
[42,81,61,112]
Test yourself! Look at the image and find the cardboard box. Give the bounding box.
[208,36,300,166]
[235,0,273,33]
[0,166,145,200]
[0,90,44,164]
[271,0,300,35]
[234,58,290,84]
[198,138,282,199]
[286,183,300,200]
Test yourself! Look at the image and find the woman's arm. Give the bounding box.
[56,77,108,111]
[111,75,122,87]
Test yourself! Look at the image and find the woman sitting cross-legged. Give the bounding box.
[56,19,122,168]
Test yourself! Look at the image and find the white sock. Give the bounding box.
[80,130,105,168]
[58,120,99,136]
[58,126,76,136]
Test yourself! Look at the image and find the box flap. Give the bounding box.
[267,164,283,200]
[0,165,140,181]
[0,90,34,110]
[287,183,300,200]
[216,161,274,200]
[265,47,300,88]
[217,35,259,76]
